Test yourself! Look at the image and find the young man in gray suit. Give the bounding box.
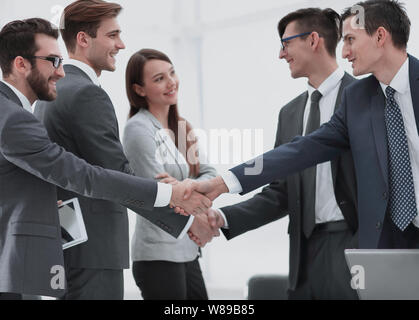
[0,18,213,300]
[190,8,359,300]
[34,0,216,300]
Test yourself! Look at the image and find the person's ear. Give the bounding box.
[13,56,32,76]
[76,31,90,49]
[133,83,146,97]
[376,27,388,47]
[310,32,321,50]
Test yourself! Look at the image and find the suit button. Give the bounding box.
[383,192,388,200]
[296,200,300,207]
[339,201,347,206]
[376,221,382,229]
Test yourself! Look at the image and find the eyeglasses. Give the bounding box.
[280,32,312,50]
[23,56,64,69]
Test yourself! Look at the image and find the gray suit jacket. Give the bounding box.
[0,81,164,297]
[35,65,190,269]
[221,73,358,290]
[123,109,217,262]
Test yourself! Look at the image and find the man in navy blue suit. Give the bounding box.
[187,0,419,250]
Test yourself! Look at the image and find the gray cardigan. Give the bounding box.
[123,108,217,262]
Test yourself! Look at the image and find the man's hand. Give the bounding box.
[206,208,225,229]
[187,213,220,247]
[170,180,212,215]
[188,208,225,246]
[184,176,229,201]
[156,172,179,185]
[174,176,229,215]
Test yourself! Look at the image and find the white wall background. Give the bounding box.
[1,0,419,299]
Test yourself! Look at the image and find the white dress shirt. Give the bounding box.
[220,68,347,225]
[1,80,33,113]
[379,57,419,228]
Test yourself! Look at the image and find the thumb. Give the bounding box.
[207,209,217,228]
[183,181,196,200]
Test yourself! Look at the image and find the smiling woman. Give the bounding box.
[123,48,217,300]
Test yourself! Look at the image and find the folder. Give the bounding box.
[58,197,88,250]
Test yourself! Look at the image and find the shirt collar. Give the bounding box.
[307,67,344,99]
[380,57,409,98]
[65,59,101,86]
[0,80,33,113]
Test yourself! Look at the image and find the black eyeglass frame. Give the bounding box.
[21,55,64,69]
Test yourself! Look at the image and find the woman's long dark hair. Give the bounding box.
[125,48,199,177]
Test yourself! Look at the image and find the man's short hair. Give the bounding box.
[277,8,342,57]
[0,18,58,77]
[341,0,410,49]
[61,0,122,53]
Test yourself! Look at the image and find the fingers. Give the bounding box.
[183,180,197,200]
[188,231,203,247]
[202,197,212,209]
[155,172,169,179]
[174,206,188,216]
[57,200,63,207]
[160,178,177,184]
[206,209,216,228]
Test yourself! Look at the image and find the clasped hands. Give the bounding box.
[161,173,229,247]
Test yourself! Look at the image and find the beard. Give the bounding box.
[27,67,56,101]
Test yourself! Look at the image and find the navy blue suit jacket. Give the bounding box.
[231,54,419,249]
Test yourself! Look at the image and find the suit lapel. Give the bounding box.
[331,73,354,188]
[0,82,23,107]
[370,82,389,188]
[408,55,419,135]
[143,110,188,179]
[290,92,307,138]
[288,92,307,200]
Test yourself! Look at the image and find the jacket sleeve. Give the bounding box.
[230,90,351,195]
[0,106,157,212]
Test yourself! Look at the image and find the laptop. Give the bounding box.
[345,249,419,300]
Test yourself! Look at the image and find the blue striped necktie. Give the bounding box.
[385,86,418,230]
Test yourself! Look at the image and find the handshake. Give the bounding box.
[163,174,230,247]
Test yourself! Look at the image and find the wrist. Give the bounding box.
[214,176,228,194]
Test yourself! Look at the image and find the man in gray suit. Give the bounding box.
[0,18,213,300]
[35,0,216,300]
[191,8,359,299]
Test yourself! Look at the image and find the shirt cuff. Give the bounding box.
[221,171,243,194]
[177,215,195,239]
[154,183,172,207]
[217,208,229,229]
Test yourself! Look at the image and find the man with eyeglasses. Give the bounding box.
[193,8,359,300]
[0,17,212,300]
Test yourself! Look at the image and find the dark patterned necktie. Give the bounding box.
[302,90,322,238]
[385,86,418,231]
